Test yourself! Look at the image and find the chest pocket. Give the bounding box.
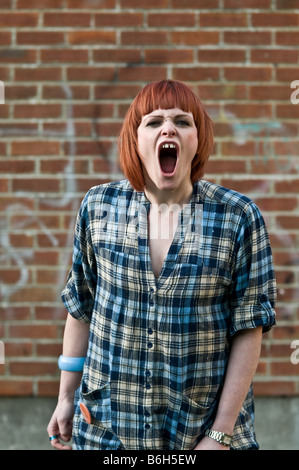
[95,245,141,296]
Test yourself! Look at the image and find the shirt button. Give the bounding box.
[145,423,151,429]
[148,342,153,348]
[144,410,150,417]
[146,383,151,389]
[148,328,153,335]
[146,370,151,376]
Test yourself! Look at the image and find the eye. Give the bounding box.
[146,120,162,127]
[175,120,191,126]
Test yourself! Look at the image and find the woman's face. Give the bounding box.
[137,107,198,195]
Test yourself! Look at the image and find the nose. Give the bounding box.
[161,120,177,136]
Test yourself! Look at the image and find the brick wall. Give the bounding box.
[0,0,299,397]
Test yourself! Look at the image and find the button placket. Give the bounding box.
[144,285,156,432]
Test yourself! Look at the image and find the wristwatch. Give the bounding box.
[205,428,232,447]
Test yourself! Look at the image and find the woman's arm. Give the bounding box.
[47,313,89,450]
[194,326,263,450]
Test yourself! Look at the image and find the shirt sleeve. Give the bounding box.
[61,194,96,324]
[229,201,276,336]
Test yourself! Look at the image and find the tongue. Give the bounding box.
[160,155,176,173]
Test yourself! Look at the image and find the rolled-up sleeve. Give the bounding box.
[229,201,276,336]
[61,194,96,324]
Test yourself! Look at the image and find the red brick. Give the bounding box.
[10,361,57,376]
[11,141,60,156]
[43,122,91,136]
[249,85,290,101]
[95,85,141,100]
[171,31,219,46]
[276,0,298,7]
[145,49,194,64]
[120,0,167,7]
[252,13,299,27]
[224,31,271,45]
[148,13,195,27]
[12,178,60,193]
[255,196,298,211]
[41,49,88,63]
[121,31,168,46]
[200,13,247,27]
[0,304,30,321]
[276,216,299,230]
[37,343,62,356]
[93,49,141,63]
[9,325,59,340]
[17,0,63,7]
[14,104,62,119]
[0,49,36,63]
[0,32,11,46]
[42,85,89,100]
[67,0,116,7]
[0,160,34,173]
[37,380,60,396]
[17,32,65,45]
[118,66,167,82]
[172,0,218,6]
[197,49,246,63]
[5,85,37,100]
[275,180,299,193]
[276,32,299,46]
[253,381,295,396]
[0,380,33,396]
[276,104,299,119]
[271,362,299,376]
[68,31,116,45]
[0,179,8,192]
[224,67,272,82]
[14,67,62,81]
[5,342,33,357]
[276,67,299,82]
[43,12,91,27]
[224,0,270,6]
[95,13,143,27]
[251,49,298,64]
[173,67,220,82]
[0,13,38,27]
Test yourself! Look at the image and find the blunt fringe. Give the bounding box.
[118,80,214,191]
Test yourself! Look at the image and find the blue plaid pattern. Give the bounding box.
[62,179,276,450]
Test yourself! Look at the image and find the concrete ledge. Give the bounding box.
[0,397,297,450]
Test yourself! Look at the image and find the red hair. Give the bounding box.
[118,80,214,191]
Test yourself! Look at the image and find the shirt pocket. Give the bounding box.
[167,394,215,450]
[95,247,141,296]
[80,380,112,428]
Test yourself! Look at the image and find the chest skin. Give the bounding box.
[148,205,180,278]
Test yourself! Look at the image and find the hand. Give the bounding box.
[194,436,230,450]
[47,398,74,450]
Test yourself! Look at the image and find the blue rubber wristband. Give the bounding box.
[58,355,86,372]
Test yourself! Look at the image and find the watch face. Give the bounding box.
[222,435,232,446]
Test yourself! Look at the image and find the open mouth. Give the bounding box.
[158,143,178,175]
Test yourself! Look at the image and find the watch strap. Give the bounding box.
[205,428,232,447]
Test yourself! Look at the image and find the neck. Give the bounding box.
[144,181,193,207]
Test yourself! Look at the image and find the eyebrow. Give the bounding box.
[143,113,193,121]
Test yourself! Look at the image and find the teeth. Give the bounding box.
[162,143,176,149]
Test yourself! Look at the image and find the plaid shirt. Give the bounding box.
[62,179,276,450]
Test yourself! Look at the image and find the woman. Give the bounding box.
[47,80,276,450]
